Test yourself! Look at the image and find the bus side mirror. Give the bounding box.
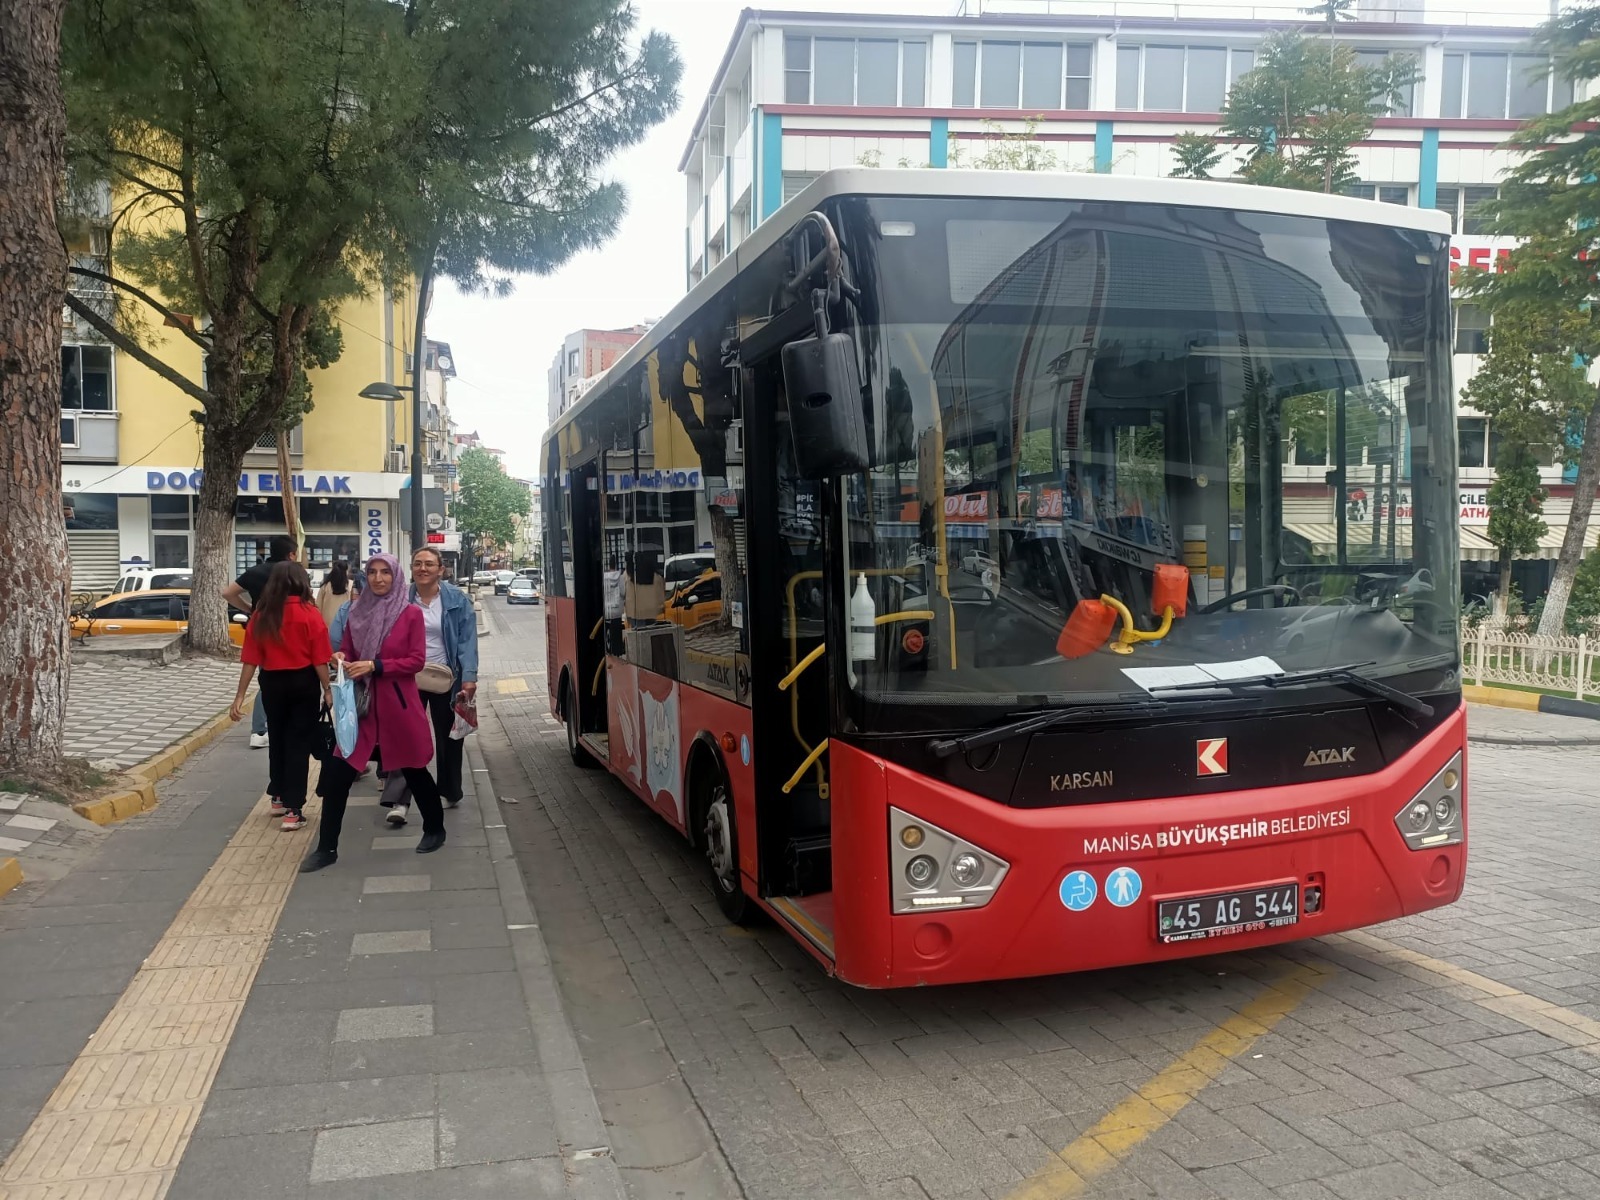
[782,331,869,480]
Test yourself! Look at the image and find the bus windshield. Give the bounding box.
[837,196,1457,719]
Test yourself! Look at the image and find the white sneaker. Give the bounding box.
[249,733,269,749]
[386,807,408,826]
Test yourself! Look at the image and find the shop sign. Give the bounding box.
[365,505,387,558]
[604,468,701,492]
[147,471,352,495]
[1360,488,1491,524]
[62,464,423,499]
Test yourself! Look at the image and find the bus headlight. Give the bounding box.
[1393,752,1464,851]
[889,807,1009,914]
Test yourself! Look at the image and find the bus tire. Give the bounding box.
[564,678,595,768]
[699,765,750,924]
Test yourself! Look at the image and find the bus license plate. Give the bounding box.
[1157,883,1299,943]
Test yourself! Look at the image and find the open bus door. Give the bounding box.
[568,456,609,758]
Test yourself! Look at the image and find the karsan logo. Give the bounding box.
[1304,747,1356,766]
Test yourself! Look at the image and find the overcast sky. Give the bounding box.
[431,0,1548,480]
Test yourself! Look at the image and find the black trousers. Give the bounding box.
[316,756,443,855]
[258,667,319,813]
[426,690,464,803]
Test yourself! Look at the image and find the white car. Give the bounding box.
[110,566,193,595]
[663,552,716,597]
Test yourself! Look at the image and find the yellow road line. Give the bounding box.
[1327,928,1600,1050]
[1005,960,1332,1200]
[496,676,529,695]
[0,780,318,1200]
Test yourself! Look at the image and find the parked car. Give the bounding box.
[493,570,517,594]
[110,567,194,595]
[506,577,540,605]
[71,589,247,647]
[661,570,722,630]
[471,570,496,588]
[662,552,716,598]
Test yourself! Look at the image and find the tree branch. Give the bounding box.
[68,265,212,353]
[180,133,214,316]
[63,294,214,406]
[529,63,649,129]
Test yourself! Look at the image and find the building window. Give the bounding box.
[1442,52,1572,119]
[1434,186,1500,235]
[61,345,113,411]
[568,348,580,374]
[1455,305,1490,356]
[1354,50,1417,116]
[782,172,819,204]
[1345,183,1410,205]
[1115,44,1248,113]
[953,40,1093,109]
[63,493,118,531]
[783,35,928,106]
[1458,418,1487,468]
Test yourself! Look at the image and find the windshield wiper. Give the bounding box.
[1147,663,1434,718]
[928,697,1170,759]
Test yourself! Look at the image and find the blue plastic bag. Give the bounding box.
[330,661,360,758]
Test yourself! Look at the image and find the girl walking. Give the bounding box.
[300,553,446,871]
[316,560,353,628]
[228,561,332,830]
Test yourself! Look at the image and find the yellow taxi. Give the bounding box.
[71,589,248,647]
[660,570,722,631]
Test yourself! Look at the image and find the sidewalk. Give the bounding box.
[1466,701,1600,746]
[0,726,621,1199]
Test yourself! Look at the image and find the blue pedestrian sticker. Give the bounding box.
[739,735,751,766]
[1106,866,1142,908]
[1059,870,1097,912]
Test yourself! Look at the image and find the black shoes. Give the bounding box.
[299,849,338,873]
[415,830,446,854]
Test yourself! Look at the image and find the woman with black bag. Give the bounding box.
[229,561,333,830]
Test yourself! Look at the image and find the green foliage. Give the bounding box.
[454,448,531,552]
[947,118,1065,172]
[1485,446,1548,562]
[1461,308,1588,468]
[1168,132,1226,180]
[1569,547,1600,631]
[1221,31,1418,192]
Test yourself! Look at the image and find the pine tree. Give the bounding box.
[59,0,679,650]
[0,0,71,771]
[1456,5,1600,638]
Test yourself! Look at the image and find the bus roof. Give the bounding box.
[546,168,1452,442]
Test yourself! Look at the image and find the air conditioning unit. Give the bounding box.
[386,449,405,473]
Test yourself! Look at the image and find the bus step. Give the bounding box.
[783,834,832,896]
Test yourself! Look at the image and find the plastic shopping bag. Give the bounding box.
[449,694,478,741]
[330,661,361,757]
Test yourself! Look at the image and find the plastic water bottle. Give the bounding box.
[850,573,876,661]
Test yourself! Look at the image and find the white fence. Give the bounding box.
[1463,624,1598,700]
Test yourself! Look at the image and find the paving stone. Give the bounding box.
[362,875,431,894]
[309,1116,436,1182]
[349,929,430,955]
[5,814,57,832]
[334,1004,435,1042]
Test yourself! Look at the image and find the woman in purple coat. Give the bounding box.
[300,553,446,872]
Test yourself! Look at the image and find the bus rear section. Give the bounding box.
[540,170,1462,988]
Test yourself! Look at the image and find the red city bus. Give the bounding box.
[541,170,1464,987]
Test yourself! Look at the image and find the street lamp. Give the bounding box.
[360,379,424,555]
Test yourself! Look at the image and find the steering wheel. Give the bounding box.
[1198,584,1302,615]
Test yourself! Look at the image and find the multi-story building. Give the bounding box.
[546,325,652,424]
[679,1,1594,600]
[60,198,438,590]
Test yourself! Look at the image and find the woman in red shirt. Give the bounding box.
[229,561,333,830]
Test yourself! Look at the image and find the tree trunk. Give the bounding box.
[1494,545,1513,619]
[277,431,302,549]
[1537,394,1600,638]
[189,436,248,653]
[0,0,71,771]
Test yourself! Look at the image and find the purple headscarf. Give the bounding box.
[344,553,413,660]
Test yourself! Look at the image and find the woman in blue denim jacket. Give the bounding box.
[330,547,478,808]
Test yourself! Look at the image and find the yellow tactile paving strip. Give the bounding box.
[0,786,318,1200]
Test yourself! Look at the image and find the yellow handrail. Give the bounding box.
[878,609,934,626]
[589,618,603,640]
[778,643,825,692]
[591,657,606,696]
[782,739,829,794]
[1099,594,1175,656]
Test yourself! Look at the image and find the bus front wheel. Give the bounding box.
[702,774,750,924]
[564,679,595,768]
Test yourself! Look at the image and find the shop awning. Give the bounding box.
[1285,522,1499,563]
[1528,522,1600,561]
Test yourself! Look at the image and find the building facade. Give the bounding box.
[546,325,652,424]
[679,3,1595,597]
[59,201,439,591]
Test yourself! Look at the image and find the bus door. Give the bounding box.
[743,356,833,900]
[568,456,609,751]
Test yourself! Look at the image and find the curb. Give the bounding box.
[72,709,233,826]
[463,735,626,1199]
[0,857,21,900]
[1466,684,1600,722]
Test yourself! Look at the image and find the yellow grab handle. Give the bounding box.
[589,618,603,640]
[877,609,934,625]
[782,739,829,794]
[779,643,825,692]
[591,657,606,697]
[1100,594,1174,654]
